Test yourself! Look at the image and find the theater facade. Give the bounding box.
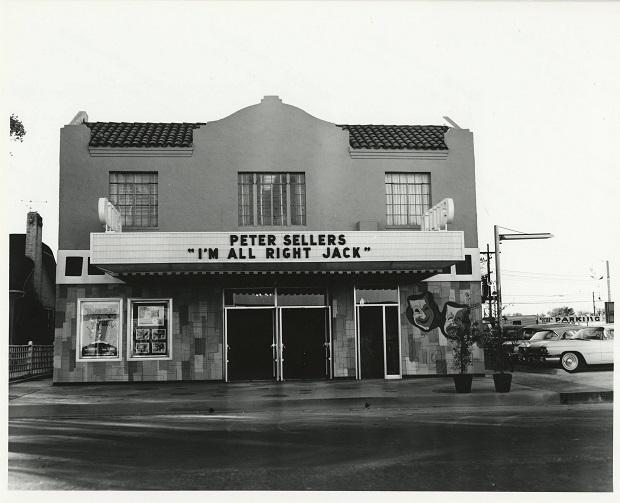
[54,96,483,383]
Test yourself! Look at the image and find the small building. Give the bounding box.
[9,212,56,345]
[54,96,483,383]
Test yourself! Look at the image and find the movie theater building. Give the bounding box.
[54,96,483,384]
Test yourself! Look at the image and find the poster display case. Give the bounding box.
[76,298,123,361]
[127,299,172,360]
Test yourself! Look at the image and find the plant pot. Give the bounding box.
[493,373,512,393]
[453,374,473,393]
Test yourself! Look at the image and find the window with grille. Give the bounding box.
[385,173,431,226]
[238,173,306,226]
[109,172,158,228]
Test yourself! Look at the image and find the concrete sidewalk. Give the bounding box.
[9,369,613,419]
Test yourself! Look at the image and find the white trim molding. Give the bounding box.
[349,148,448,160]
[89,147,193,157]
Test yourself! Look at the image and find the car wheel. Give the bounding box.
[560,352,582,373]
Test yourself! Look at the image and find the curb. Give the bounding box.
[559,390,613,404]
[9,373,53,385]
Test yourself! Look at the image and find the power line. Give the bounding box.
[504,299,601,305]
[502,294,577,298]
[502,274,595,283]
[502,269,596,279]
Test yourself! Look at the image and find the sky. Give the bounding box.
[3,1,619,317]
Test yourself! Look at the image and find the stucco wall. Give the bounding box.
[59,98,478,250]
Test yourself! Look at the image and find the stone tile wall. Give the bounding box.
[399,280,484,376]
[54,279,483,383]
[330,283,356,378]
[54,283,223,383]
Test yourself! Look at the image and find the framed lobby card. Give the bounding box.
[134,342,150,355]
[135,328,151,341]
[151,329,167,341]
[128,299,172,360]
[151,342,167,355]
[137,305,165,327]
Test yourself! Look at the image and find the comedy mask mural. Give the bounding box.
[406,292,471,338]
[404,288,483,375]
[405,291,441,332]
[441,302,471,340]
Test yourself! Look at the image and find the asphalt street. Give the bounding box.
[8,371,614,491]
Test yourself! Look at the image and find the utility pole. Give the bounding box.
[483,243,495,320]
[606,260,611,301]
[494,226,503,335]
[592,291,596,316]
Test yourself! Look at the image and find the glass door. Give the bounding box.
[224,287,331,382]
[358,306,385,379]
[225,308,276,381]
[355,286,402,380]
[278,307,331,380]
[384,305,401,378]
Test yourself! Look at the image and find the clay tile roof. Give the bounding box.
[338,125,448,150]
[85,121,448,150]
[85,122,206,148]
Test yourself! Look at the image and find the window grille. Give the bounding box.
[238,173,306,226]
[109,172,158,228]
[385,173,431,226]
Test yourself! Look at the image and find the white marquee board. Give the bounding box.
[90,230,464,265]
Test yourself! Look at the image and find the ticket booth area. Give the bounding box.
[355,287,402,379]
[224,288,331,382]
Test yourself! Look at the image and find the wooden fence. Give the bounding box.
[9,343,54,381]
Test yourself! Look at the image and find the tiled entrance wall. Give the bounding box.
[330,283,356,378]
[55,279,483,383]
[399,280,484,376]
[54,283,223,383]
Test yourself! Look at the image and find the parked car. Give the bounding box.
[516,326,582,362]
[502,324,581,363]
[525,324,614,372]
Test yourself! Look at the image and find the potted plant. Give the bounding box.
[443,305,480,393]
[491,323,512,393]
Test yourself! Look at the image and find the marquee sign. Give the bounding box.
[90,230,465,265]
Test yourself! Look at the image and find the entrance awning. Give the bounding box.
[90,230,465,276]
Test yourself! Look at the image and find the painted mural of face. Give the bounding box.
[441,303,470,339]
[406,292,440,331]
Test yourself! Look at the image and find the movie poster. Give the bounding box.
[78,300,121,359]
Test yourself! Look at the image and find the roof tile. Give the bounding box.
[85,122,205,148]
[85,121,448,150]
[338,124,448,150]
